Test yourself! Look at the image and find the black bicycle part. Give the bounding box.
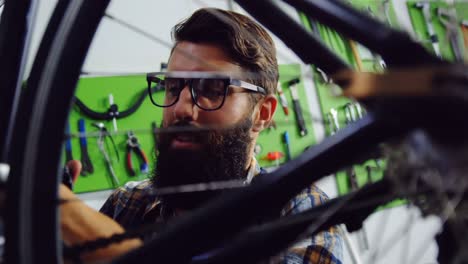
[65,122,73,162]
[112,11,468,259]
[5,0,111,263]
[282,0,443,68]
[233,0,350,75]
[114,113,407,263]
[92,122,120,162]
[78,119,94,175]
[191,180,396,264]
[0,0,36,162]
[64,179,391,259]
[6,1,465,263]
[73,86,161,120]
[118,94,468,263]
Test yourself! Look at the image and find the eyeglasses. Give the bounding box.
[146,71,267,111]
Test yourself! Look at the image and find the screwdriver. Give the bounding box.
[283,131,292,161]
[276,82,289,118]
[288,78,307,137]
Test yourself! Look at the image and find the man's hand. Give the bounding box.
[62,160,81,190]
[60,160,142,262]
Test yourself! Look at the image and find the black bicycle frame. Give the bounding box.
[3,0,454,263]
[115,1,448,263]
[5,0,111,263]
[0,0,37,162]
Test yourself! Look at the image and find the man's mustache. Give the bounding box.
[158,121,210,146]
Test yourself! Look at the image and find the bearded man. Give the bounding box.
[60,8,343,263]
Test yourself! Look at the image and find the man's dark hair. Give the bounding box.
[171,8,278,100]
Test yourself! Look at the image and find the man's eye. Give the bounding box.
[197,79,225,98]
[165,80,182,96]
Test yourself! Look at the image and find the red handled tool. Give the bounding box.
[276,82,289,118]
[126,131,149,176]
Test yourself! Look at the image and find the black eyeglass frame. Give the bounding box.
[146,71,267,111]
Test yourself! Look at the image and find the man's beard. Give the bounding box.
[151,117,253,211]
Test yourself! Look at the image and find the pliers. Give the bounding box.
[93,122,120,186]
[126,131,149,176]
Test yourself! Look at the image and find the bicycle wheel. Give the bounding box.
[4,1,468,263]
[5,0,110,263]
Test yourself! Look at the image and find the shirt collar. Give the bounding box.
[245,157,261,184]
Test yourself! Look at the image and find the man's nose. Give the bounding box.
[172,85,198,121]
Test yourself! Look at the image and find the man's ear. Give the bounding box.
[252,95,277,133]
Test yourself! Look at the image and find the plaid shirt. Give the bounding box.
[100,158,343,263]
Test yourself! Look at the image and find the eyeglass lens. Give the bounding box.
[149,73,227,110]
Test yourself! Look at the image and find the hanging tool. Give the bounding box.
[308,17,321,37]
[354,102,364,119]
[282,131,292,161]
[325,107,340,137]
[108,94,118,132]
[78,119,93,176]
[330,108,340,132]
[414,2,441,57]
[361,7,387,70]
[287,78,307,137]
[436,7,464,62]
[151,121,158,150]
[253,143,262,157]
[61,166,74,190]
[365,165,382,184]
[460,20,468,61]
[326,113,335,136]
[380,0,394,27]
[93,122,120,186]
[263,151,284,167]
[73,85,162,121]
[126,131,149,177]
[64,122,73,163]
[62,162,80,191]
[276,82,289,119]
[344,103,357,124]
[344,167,359,194]
[348,40,364,71]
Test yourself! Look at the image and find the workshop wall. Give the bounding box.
[26,1,467,264]
[67,64,316,193]
[407,0,468,62]
[298,3,391,197]
[299,0,468,198]
[296,1,467,263]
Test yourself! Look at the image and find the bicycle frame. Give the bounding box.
[2,0,464,263]
[0,0,37,162]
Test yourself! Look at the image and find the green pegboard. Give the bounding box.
[256,64,317,168]
[67,75,157,193]
[348,0,400,28]
[407,0,468,62]
[299,7,389,196]
[455,1,468,18]
[66,64,317,193]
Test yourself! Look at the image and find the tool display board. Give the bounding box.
[407,0,468,62]
[66,64,317,193]
[299,0,467,201]
[298,0,395,197]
